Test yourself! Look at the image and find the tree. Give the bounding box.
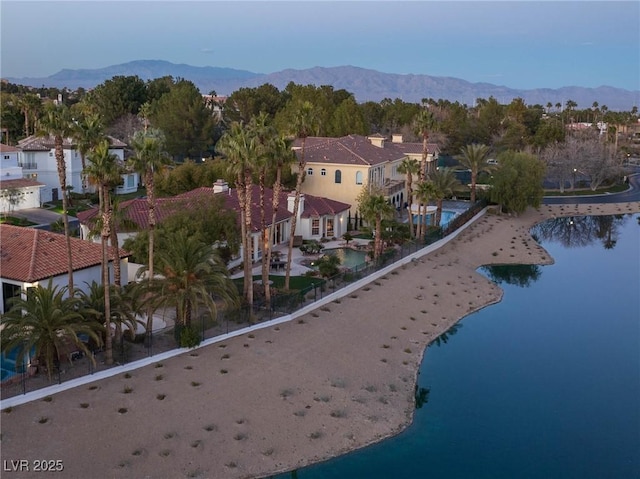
[0,280,103,381]
[397,158,420,236]
[86,75,147,126]
[413,109,437,179]
[490,151,546,215]
[428,168,460,227]
[128,128,171,337]
[414,180,437,241]
[284,100,321,290]
[37,104,76,294]
[456,143,491,203]
[216,122,258,308]
[357,186,394,260]
[142,231,238,346]
[73,113,105,192]
[17,93,42,137]
[85,139,122,365]
[148,79,215,159]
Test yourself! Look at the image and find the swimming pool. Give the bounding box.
[323,247,368,269]
[1,347,32,382]
[411,209,459,227]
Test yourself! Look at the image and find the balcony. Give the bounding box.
[18,162,38,170]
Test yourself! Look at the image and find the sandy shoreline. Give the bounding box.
[1,202,638,479]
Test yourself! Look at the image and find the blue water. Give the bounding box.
[411,209,458,227]
[0,347,29,382]
[324,247,368,269]
[278,213,640,479]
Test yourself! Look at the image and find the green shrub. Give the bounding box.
[179,325,202,349]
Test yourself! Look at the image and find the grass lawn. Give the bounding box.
[0,216,37,226]
[544,184,628,196]
[233,275,323,292]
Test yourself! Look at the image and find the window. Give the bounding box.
[127,175,134,188]
[307,167,313,176]
[335,170,342,183]
[355,171,363,185]
[3,155,9,160]
[326,218,334,237]
[312,218,320,236]
[321,168,326,176]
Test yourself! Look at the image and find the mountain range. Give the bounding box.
[5,60,639,111]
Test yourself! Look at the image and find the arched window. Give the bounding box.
[355,171,363,185]
[321,168,327,176]
[307,167,313,176]
[335,170,342,183]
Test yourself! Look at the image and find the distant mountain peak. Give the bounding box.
[5,60,638,110]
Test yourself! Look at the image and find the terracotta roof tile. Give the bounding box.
[0,224,129,283]
[0,178,45,189]
[0,143,20,153]
[294,135,406,166]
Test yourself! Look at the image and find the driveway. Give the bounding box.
[543,170,640,205]
[10,207,79,231]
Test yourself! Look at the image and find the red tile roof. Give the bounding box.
[17,135,127,151]
[0,178,45,189]
[392,142,440,156]
[78,187,351,233]
[0,143,20,153]
[0,224,130,283]
[294,135,406,166]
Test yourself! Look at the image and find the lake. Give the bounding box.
[276,213,640,479]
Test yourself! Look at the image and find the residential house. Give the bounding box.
[0,224,130,313]
[0,143,44,214]
[292,134,440,216]
[16,135,139,203]
[77,180,350,271]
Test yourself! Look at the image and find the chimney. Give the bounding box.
[287,192,304,220]
[367,135,385,148]
[213,179,229,193]
[391,134,403,143]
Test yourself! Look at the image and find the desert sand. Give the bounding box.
[1,201,638,479]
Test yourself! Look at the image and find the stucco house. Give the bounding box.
[0,224,130,314]
[0,143,44,214]
[77,180,350,270]
[292,134,440,216]
[16,135,139,203]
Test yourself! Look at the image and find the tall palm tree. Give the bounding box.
[428,168,460,227]
[85,139,122,365]
[413,109,437,180]
[285,100,320,290]
[1,280,103,381]
[144,231,238,343]
[397,157,420,236]
[217,122,258,308]
[128,128,171,337]
[17,93,42,137]
[358,187,394,260]
[414,180,437,241]
[265,135,295,308]
[37,104,76,294]
[456,143,491,203]
[73,113,105,193]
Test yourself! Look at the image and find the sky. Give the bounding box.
[1,1,639,91]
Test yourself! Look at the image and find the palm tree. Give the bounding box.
[128,128,171,337]
[285,100,321,290]
[1,280,103,381]
[216,122,257,308]
[397,157,420,236]
[73,113,105,193]
[358,186,394,260]
[143,231,238,344]
[78,281,141,346]
[413,109,437,180]
[414,180,437,241]
[37,103,76,294]
[428,168,460,227]
[456,143,491,203]
[17,93,42,137]
[265,134,295,308]
[85,139,122,365]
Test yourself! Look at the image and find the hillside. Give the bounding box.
[5,60,638,110]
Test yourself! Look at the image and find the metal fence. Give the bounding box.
[1,201,486,400]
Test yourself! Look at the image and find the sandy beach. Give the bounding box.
[1,201,638,479]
